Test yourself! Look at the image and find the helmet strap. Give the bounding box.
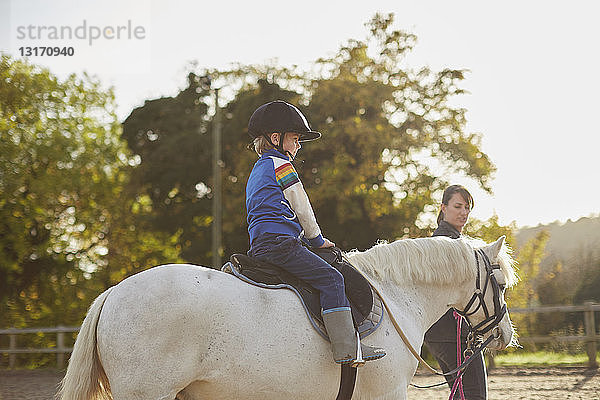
[263,133,294,161]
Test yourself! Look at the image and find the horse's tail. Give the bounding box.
[56,287,114,400]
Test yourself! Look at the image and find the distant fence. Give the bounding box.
[508,301,599,368]
[0,325,79,369]
[1,302,599,369]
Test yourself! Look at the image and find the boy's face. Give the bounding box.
[272,132,302,159]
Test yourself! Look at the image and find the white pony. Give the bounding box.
[57,236,517,400]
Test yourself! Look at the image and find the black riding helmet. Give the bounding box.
[248,100,321,142]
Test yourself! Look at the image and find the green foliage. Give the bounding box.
[507,230,550,337]
[93,189,185,288]
[568,259,600,333]
[464,214,517,247]
[509,231,549,307]
[572,234,600,306]
[121,74,211,263]
[538,261,572,305]
[0,55,126,327]
[0,55,182,331]
[512,217,600,339]
[573,260,600,303]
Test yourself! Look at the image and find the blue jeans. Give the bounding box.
[249,235,350,311]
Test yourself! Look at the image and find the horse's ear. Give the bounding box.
[489,236,506,258]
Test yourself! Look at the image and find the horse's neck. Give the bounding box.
[378,279,468,341]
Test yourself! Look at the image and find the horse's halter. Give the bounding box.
[456,248,507,338]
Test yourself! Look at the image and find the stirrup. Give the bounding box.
[351,331,366,367]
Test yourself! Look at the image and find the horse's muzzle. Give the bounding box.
[487,325,513,350]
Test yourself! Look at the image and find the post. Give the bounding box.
[9,334,16,369]
[211,88,222,269]
[584,301,598,368]
[57,326,65,369]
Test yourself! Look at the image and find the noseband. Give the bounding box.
[456,248,507,337]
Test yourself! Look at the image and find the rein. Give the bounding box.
[409,333,499,389]
[342,246,507,380]
[449,311,466,399]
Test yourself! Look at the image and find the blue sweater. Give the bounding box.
[246,149,324,249]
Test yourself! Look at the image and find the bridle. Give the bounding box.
[410,247,510,389]
[455,248,508,339]
[436,247,508,372]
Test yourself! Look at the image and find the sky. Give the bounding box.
[1,0,599,228]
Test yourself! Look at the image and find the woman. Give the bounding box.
[424,184,487,400]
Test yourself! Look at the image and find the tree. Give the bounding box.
[506,230,550,337]
[571,259,600,333]
[0,56,180,333]
[0,55,126,326]
[97,189,184,287]
[121,73,212,263]
[463,214,516,246]
[573,259,600,304]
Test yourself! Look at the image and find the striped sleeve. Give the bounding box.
[274,162,300,190]
[269,156,322,244]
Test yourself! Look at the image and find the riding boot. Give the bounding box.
[322,308,386,366]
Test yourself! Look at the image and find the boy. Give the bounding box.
[245,100,385,366]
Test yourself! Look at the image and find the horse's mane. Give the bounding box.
[345,236,518,287]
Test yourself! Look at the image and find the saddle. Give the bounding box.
[221,247,384,340]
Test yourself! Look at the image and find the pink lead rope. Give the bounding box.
[450,311,466,400]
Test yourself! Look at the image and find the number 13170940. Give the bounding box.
[19,46,75,56]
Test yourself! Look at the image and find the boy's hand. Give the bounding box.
[320,238,335,248]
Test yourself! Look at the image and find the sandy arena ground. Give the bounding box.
[0,367,598,399]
